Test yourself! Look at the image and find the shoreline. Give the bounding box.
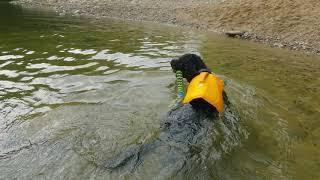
[11,0,320,55]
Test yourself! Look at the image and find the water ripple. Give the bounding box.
[0,55,24,61]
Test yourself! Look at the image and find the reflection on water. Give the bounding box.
[0,2,199,129]
[0,1,320,180]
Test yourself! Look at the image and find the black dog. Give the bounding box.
[171,53,229,115]
[104,54,235,177]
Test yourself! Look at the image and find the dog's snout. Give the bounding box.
[170,59,180,72]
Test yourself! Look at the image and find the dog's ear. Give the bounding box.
[179,54,210,82]
[184,54,209,72]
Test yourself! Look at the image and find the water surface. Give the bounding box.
[0,2,319,179]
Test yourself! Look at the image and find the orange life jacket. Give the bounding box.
[183,72,224,113]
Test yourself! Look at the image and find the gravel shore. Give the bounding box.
[12,0,320,55]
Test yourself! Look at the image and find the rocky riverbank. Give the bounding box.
[12,0,320,55]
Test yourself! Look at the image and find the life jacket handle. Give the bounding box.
[197,69,211,82]
[198,72,209,82]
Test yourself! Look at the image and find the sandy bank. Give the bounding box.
[12,0,320,55]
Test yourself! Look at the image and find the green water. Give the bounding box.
[1,2,319,179]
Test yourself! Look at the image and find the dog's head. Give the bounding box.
[170,54,211,82]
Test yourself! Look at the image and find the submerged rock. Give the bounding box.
[225,31,245,38]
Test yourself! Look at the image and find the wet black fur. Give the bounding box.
[171,54,228,115]
[170,54,211,82]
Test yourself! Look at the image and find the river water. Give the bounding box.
[1,2,320,180]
